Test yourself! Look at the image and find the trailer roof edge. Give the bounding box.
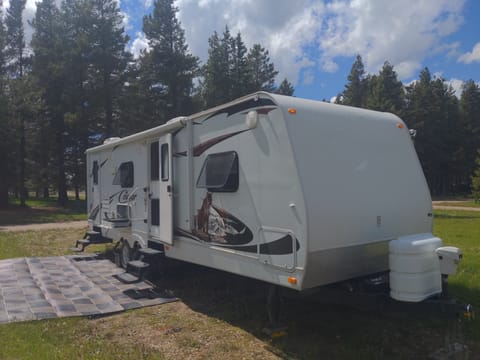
[86,91,275,154]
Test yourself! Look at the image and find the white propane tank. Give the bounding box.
[389,234,443,302]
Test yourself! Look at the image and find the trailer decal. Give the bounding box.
[223,234,300,255]
[88,205,100,220]
[194,193,253,245]
[203,97,276,122]
[174,227,299,255]
[192,129,249,156]
[175,128,250,157]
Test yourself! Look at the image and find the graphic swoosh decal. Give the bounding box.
[223,234,300,255]
[174,228,299,255]
[193,130,249,156]
[204,98,276,121]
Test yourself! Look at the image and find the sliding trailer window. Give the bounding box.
[112,161,134,188]
[196,151,238,192]
[92,161,99,185]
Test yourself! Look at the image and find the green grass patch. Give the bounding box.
[0,210,478,359]
[0,197,86,226]
[433,210,480,342]
[0,317,164,360]
[0,229,106,259]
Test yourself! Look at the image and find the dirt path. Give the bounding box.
[432,205,480,211]
[0,220,87,232]
[432,200,480,212]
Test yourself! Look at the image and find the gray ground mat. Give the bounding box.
[0,254,177,323]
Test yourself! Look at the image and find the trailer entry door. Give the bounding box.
[158,133,173,244]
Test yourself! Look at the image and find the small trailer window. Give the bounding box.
[161,143,169,181]
[150,142,159,181]
[113,161,134,188]
[196,151,238,192]
[92,161,99,185]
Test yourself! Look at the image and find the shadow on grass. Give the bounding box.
[149,260,479,360]
[0,199,87,226]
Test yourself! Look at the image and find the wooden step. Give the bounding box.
[86,230,100,236]
[114,272,140,284]
[69,247,83,253]
[77,239,90,245]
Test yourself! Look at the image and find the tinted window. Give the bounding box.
[112,161,134,188]
[150,142,159,181]
[161,143,169,181]
[92,161,99,185]
[196,151,238,192]
[151,199,159,226]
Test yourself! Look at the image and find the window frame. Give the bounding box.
[150,142,159,181]
[92,161,99,185]
[196,151,239,193]
[112,161,134,188]
[161,143,169,182]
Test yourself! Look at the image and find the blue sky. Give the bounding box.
[6,0,480,102]
[123,0,479,102]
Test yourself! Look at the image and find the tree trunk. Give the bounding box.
[55,114,68,207]
[43,186,49,199]
[0,182,9,208]
[19,116,26,207]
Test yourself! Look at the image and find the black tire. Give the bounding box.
[120,241,132,269]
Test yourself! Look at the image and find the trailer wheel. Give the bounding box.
[119,240,132,269]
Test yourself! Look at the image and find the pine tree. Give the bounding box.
[30,0,66,202]
[246,44,278,92]
[340,55,366,107]
[405,68,464,195]
[202,29,231,107]
[142,0,199,121]
[366,61,404,115]
[5,0,29,206]
[229,32,249,99]
[0,0,12,207]
[275,78,295,96]
[460,80,480,185]
[90,0,131,138]
[472,150,480,202]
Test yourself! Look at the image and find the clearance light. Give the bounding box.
[288,276,297,285]
[288,108,297,115]
[164,245,170,251]
[397,123,405,129]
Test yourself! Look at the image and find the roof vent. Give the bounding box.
[103,137,121,145]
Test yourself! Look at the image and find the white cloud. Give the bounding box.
[130,32,149,58]
[317,0,465,79]
[175,0,323,85]
[458,42,480,64]
[446,78,464,98]
[121,11,132,31]
[173,0,466,86]
[302,69,315,85]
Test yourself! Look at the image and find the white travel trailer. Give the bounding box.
[81,92,462,303]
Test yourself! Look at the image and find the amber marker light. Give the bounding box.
[397,123,405,129]
[288,276,297,285]
[288,108,297,115]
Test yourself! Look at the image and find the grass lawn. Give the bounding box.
[0,210,478,359]
[0,197,87,226]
